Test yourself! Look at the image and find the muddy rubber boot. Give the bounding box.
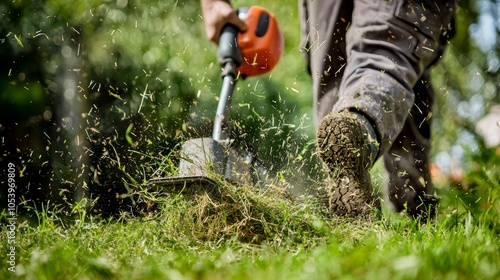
[316,111,381,217]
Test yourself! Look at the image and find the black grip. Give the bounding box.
[217,24,243,67]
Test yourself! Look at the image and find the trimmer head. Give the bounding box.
[148,138,269,192]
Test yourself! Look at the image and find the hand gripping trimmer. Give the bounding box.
[149,6,284,191]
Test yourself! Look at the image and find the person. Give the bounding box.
[200,0,456,221]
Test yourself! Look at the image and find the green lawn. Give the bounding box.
[2,169,499,279]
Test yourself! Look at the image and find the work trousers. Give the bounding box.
[299,0,455,216]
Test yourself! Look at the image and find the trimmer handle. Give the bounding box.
[213,24,240,141]
[213,6,283,141]
[217,24,243,71]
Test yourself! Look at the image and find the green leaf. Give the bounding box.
[125,123,134,146]
[14,34,24,47]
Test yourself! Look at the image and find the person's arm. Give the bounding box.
[200,0,246,44]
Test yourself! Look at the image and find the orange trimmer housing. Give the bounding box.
[237,6,284,77]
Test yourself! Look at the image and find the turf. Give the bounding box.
[1,168,499,280]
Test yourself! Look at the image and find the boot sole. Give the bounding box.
[316,112,379,217]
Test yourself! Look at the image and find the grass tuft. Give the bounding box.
[149,177,330,245]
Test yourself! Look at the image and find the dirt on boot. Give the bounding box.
[316,112,380,217]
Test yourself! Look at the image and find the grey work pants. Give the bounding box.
[300,0,455,217]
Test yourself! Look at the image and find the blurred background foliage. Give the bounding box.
[0,0,498,218]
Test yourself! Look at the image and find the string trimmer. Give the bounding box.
[149,6,283,191]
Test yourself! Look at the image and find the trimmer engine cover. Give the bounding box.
[237,6,284,77]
